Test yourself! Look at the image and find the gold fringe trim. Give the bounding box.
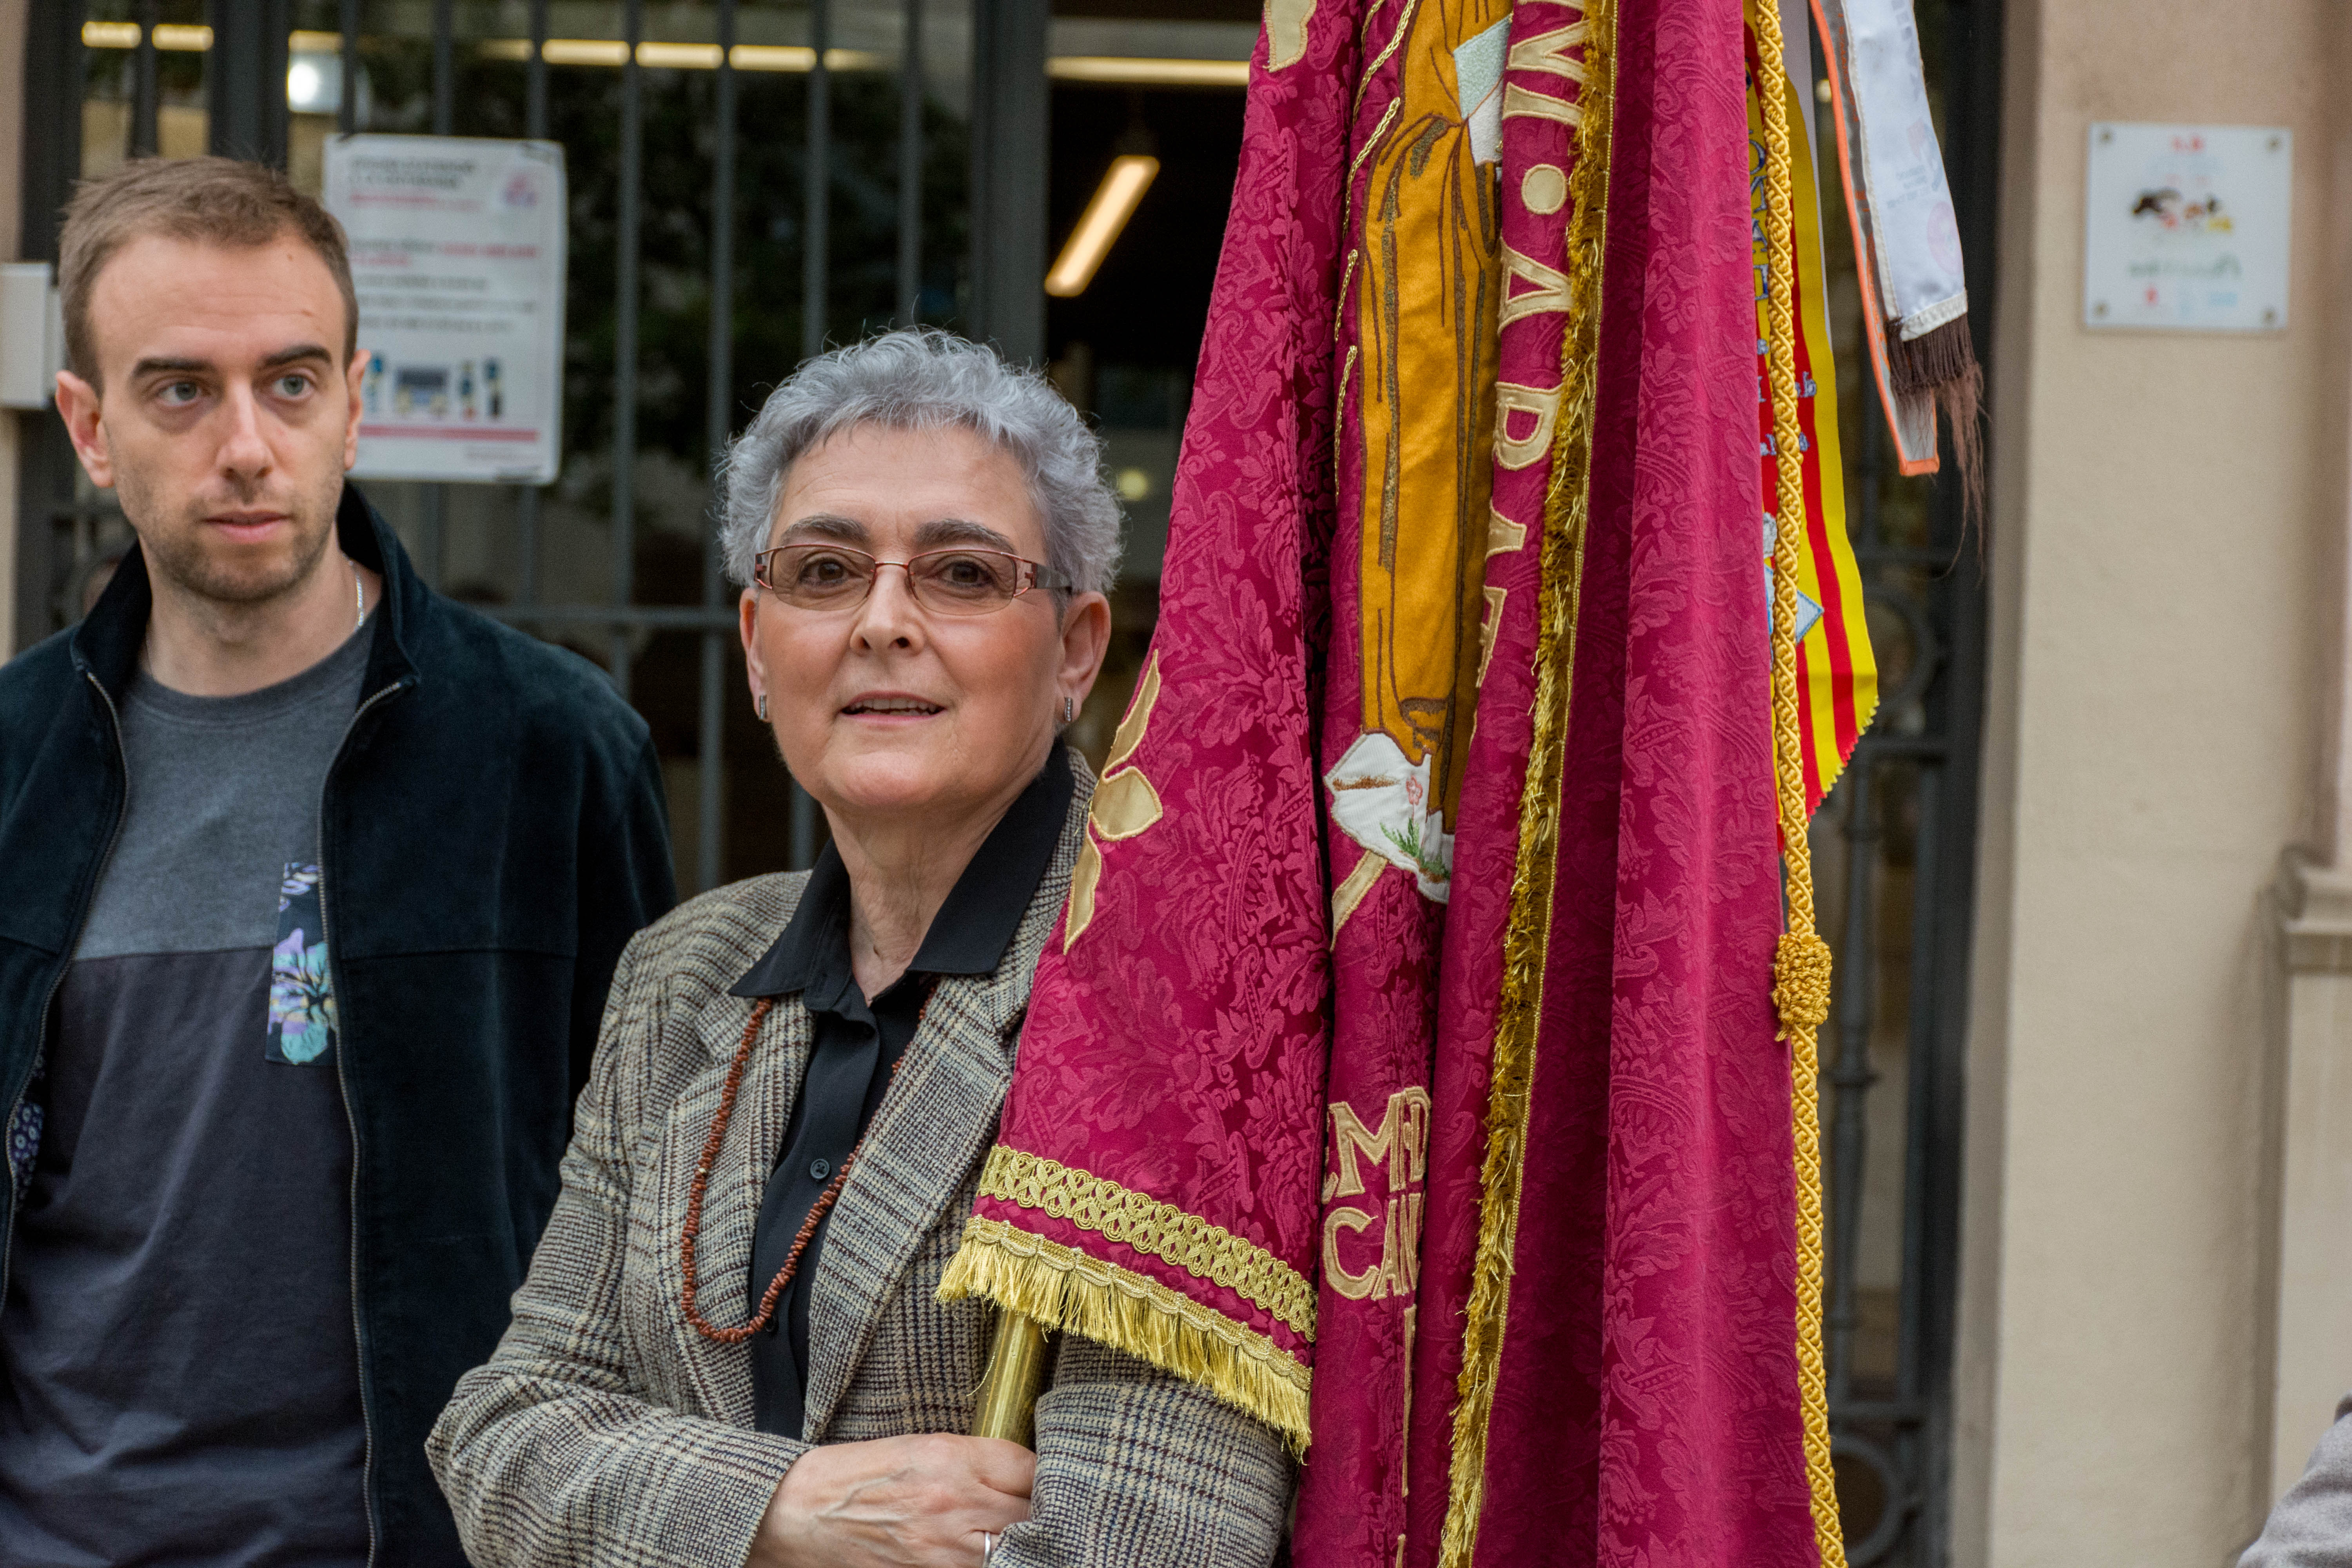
[1751,0,1849,1559]
[974,1146,1318,1340]
[939,1215,1315,1453]
[1437,3,1616,1564]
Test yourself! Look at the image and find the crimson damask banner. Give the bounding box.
[1422,0,1824,1561]
[938,0,1363,1450]
[946,0,1853,1563]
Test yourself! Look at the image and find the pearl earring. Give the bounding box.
[1063,695,1075,723]
[757,694,768,722]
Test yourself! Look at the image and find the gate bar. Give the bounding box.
[788,0,833,871]
[699,0,740,894]
[610,0,644,700]
[419,0,455,592]
[898,0,922,325]
[516,0,549,609]
[336,0,357,134]
[131,0,158,155]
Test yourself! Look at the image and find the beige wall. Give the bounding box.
[1957,0,2346,1563]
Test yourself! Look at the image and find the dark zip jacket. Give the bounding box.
[0,485,677,1564]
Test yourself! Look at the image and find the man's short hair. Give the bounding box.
[59,156,359,388]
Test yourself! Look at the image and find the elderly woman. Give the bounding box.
[426,331,1292,1568]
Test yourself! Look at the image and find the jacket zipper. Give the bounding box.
[0,672,132,1312]
[319,675,409,1568]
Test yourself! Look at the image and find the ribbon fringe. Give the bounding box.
[938,1216,1314,1454]
[1889,316,1985,524]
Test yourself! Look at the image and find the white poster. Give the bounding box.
[2083,122,2291,333]
[324,135,566,483]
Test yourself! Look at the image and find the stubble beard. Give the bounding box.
[122,463,347,610]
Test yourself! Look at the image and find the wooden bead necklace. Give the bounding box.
[681,983,934,1346]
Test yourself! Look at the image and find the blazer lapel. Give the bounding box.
[798,969,1018,1438]
[654,989,810,1428]
[800,755,1096,1438]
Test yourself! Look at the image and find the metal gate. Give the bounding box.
[1811,0,1998,1559]
[14,0,1053,892]
[12,4,1996,1559]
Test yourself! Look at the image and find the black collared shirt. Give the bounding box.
[731,751,1074,1439]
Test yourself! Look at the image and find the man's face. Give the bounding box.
[56,232,365,608]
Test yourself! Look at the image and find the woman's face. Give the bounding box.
[740,422,1111,837]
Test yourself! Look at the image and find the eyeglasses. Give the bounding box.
[752,543,1073,617]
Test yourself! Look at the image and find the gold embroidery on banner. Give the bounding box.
[1089,768,1165,840]
[1522,163,1569,215]
[1334,341,1359,483]
[1319,1190,1425,1303]
[1478,584,1508,684]
[1399,1302,1417,1497]
[1352,0,1424,118]
[939,1214,1313,1451]
[1499,243,1571,329]
[1376,1190,1425,1298]
[1349,100,1404,203]
[974,1145,1318,1340]
[1486,506,1529,558]
[1322,1086,1433,1199]
[1065,653,1165,949]
[1263,0,1316,70]
[1506,20,1592,78]
[1350,0,1509,839]
[1104,652,1161,771]
[1319,1087,1433,1303]
[1066,840,1104,944]
[1493,381,1561,470]
[1501,81,1581,127]
[1440,0,1615,1560]
[1331,847,1385,935]
[1322,1206,1381,1299]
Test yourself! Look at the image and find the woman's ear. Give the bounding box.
[1056,592,1112,713]
[739,587,768,702]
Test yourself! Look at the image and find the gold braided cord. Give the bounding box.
[971,1145,1318,1340]
[938,1215,1314,1452]
[1749,2,1847,1563]
[1436,4,1613,1564]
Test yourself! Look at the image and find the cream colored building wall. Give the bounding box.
[1956,0,2345,1564]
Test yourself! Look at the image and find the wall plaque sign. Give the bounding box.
[2084,122,2291,333]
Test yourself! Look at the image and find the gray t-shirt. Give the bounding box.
[0,626,374,1565]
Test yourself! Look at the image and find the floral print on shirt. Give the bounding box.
[267,863,338,1066]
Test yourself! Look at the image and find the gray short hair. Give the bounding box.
[718,328,1122,596]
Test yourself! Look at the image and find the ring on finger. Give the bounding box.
[982,1533,996,1565]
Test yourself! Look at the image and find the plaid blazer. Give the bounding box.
[426,751,1292,1568]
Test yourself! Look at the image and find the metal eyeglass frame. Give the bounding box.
[752,543,1074,616]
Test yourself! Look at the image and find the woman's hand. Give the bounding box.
[749,1434,1036,1568]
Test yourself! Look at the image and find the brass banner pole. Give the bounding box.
[969,1310,1051,1446]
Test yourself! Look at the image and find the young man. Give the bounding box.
[0,158,675,1564]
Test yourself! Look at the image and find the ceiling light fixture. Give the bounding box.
[475,39,883,73]
[1047,56,1248,88]
[1045,154,1160,299]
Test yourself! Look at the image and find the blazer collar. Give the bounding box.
[730,753,1075,1002]
[800,751,1093,1435]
